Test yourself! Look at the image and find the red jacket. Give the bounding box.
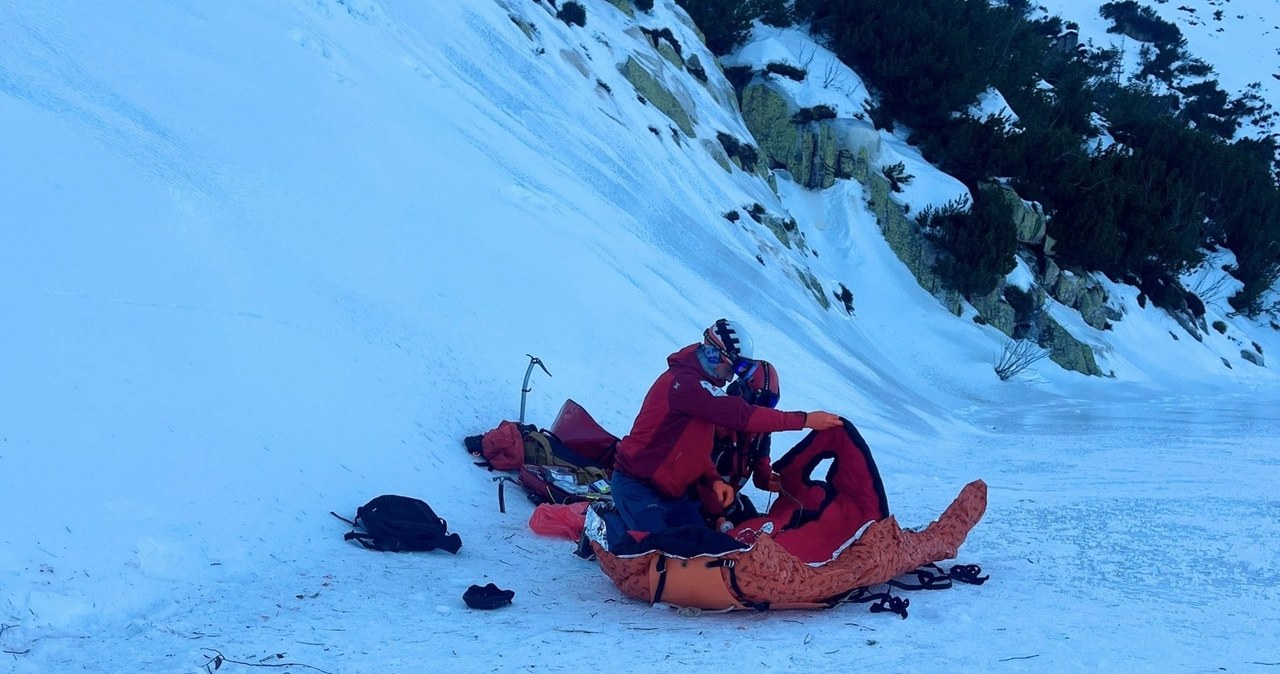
[714,430,774,490]
[615,344,807,499]
[695,430,775,520]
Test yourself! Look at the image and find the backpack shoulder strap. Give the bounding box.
[333,509,392,550]
[344,531,386,550]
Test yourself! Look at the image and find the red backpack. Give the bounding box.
[475,421,524,471]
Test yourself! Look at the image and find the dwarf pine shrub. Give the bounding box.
[557,2,585,26]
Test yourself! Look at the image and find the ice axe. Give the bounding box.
[519,354,551,423]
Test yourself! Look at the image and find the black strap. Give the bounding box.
[652,556,669,604]
[334,510,385,550]
[709,559,770,611]
[344,531,382,551]
[824,562,988,618]
[842,587,909,619]
[948,564,989,585]
[885,562,990,591]
[651,557,771,611]
[870,594,910,618]
[887,563,953,591]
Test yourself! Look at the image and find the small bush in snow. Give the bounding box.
[1100,1,1182,47]
[736,144,759,172]
[1213,320,1227,334]
[1184,290,1206,318]
[716,132,759,172]
[764,61,807,81]
[791,105,837,125]
[716,132,741,156]
[557,2,586,26]
[635,0,655,11]
[881,162,914,193]
[640,27,682,57]
[994,338,1047,381]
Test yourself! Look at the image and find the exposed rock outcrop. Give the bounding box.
[992,185,1047,245]
[620,55,696,136]
[701,138,733,172]
[862,163,962,314]
[604,0,634,18]
[1038,316,1103,377]
[968,288,1017,337]
[686,54,739,113]
[739,83,858,190]
[1051,269,1118,330]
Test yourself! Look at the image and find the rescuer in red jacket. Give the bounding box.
[610,319,843,537]
[697,359,784,530]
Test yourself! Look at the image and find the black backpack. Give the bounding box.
[332,495,462,553]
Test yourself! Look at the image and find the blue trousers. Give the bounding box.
[609,470,705,535]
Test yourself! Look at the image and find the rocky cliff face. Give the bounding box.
[734,76,1115,376]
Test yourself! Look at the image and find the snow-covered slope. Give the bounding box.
[1,2,1278,672]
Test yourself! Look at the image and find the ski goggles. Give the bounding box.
[725,353,758,380]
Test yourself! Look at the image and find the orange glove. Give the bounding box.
[804,411,843,430]
[710,480,735,509]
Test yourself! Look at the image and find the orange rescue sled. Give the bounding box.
[588,423,987,611]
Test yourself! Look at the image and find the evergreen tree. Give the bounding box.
[674,0,788,55]
[798,0,1043,132]
[919,186,1018,297]
[783,0,1280,315]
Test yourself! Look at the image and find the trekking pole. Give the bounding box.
[519,354,552,423]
